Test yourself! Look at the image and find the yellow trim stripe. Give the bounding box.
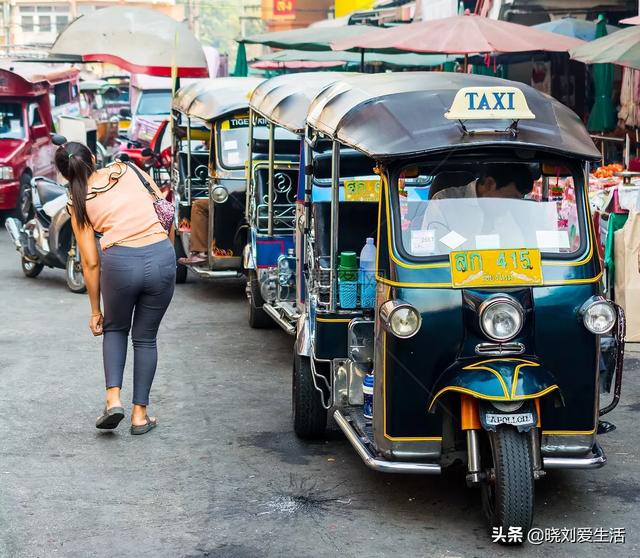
[316,317,352,323]
[382,331,443,442]
[542,428,596,435]
[428,384,560,412]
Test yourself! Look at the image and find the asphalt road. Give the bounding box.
[0,228,638,558]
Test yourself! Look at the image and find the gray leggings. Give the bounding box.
[101,239,175,405]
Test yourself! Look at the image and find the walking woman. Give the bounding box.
[57,142,176,435]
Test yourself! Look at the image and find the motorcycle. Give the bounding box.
[5,174,86,294]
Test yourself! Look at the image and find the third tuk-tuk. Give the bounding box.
[293,72,625,539]
[170,77,263,281]
[245,73,353,332]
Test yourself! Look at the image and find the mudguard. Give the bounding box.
[428,357,562,412]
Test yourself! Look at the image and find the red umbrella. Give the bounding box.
[332,14,584,59]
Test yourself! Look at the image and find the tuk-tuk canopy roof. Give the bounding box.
[307,72,601,161]
[172,77,264,122]
[250,72,358,134]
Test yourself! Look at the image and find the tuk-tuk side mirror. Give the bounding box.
[141,147,154,157]
[119,107,132,119]
[51,133,67,146]
[31,124,49,140]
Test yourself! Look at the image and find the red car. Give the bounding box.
[0,63,80,219]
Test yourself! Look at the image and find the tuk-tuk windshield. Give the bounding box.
[218,119,297,169]
[396,161,585,259]
[137,90,171,116]
[0,102,25,139]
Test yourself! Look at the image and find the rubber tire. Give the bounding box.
[481,426,535,544]
[292,352,327,439]
[17,175,33,222]
[65,250,86,294]
[174,235,188,284]
[21,258,44,278]
[247,270,273,329]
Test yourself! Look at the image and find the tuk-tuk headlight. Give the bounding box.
[380,300,421,339]
[479,296,524,342]
[211,186,229,204]
[582,298,616,334]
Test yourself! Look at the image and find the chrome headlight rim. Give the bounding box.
[380,300,422,339]
[478,295,524,342]
[581,297,616,335]
[211,185,229,204]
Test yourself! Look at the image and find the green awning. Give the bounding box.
[239,25,377,51]
[254,49,453,68]
[232,42,248,77]
[587,15,616,132]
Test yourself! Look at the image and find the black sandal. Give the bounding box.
[130,416,157,435]
[96,406,125,430]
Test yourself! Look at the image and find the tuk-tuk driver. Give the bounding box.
[433,163,533,200]
[178,199,208,265]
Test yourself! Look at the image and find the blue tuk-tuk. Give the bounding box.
[292,72,626,539]
[245,73,356,331]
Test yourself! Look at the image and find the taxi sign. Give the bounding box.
[445,87,535,121]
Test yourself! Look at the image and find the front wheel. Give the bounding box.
[174,235,188,284]
[247,270,273,329]
[481,426,534,544]
[66,239,86,294]
[292,352,327,439]
[22,258,44,278]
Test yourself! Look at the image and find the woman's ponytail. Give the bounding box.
[54,141,95,227]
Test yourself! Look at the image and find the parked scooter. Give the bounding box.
[4,135,85,293]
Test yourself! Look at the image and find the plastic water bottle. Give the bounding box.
[363,373,374,420]
[338,251,358,309]
[359,238,376,308]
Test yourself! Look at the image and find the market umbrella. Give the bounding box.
[620,15,640,25]
[571,25,640,69]
[587,16,616,132]
[50,7,209,77]
[331,14,585,61]
[232,42,248,77]
[533,17,619,41]
[254,49,453,68]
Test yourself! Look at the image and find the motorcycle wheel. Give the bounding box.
[481,426,535,544]
[17,176,33,222]
[21,258,44,278]
[66,251,86,294]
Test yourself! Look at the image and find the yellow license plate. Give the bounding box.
[344,179,380,202]
[119,120,131,130]
[450,249,543,288]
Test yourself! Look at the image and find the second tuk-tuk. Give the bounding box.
[293,72,625,539]
[245,73,352,332]
[171,77,264,281]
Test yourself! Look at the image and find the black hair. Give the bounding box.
[54,141,95,227]
[479,163,533,195]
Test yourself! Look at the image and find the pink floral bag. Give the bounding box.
[126,162,174,231]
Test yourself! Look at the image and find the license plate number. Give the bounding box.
[485,412,535,426]
[450,248,543,288]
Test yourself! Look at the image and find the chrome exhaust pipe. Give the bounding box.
[4,218,25,252]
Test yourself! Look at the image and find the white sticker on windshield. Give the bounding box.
[226,151,241,165]
[440,230,467,250]
[536,230,570,249]
[411,230,436,255]
[10,119,21,131]
[475,234,501,249]
[223,140,238,151]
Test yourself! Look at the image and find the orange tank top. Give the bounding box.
[84,163,166,250]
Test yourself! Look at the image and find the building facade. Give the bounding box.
[2,0,184,47]
[260,0,333,32]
